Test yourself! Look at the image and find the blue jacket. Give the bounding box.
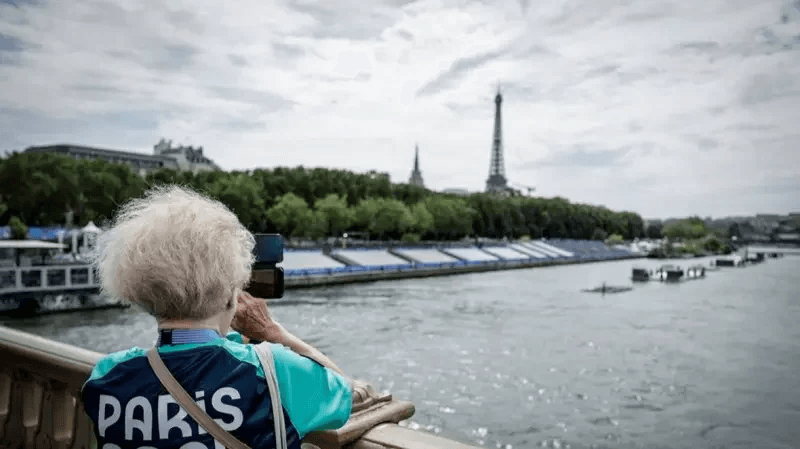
[81,330,352,449]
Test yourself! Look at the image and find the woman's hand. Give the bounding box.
[234,292,347,376]
[231,291,284,343]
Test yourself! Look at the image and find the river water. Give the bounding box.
[3,256,800,449]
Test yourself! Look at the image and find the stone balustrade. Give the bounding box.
[0,326,477,449]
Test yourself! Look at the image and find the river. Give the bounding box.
[3,256,799,449]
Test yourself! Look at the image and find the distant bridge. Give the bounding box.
[745,245,800,255]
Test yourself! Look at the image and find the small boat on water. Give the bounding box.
[684,265,706,279]
[631,267,651,282]
[581,283,633,294]
[0,240,125,316]
[715,255,743,267]
[654,264,683,282]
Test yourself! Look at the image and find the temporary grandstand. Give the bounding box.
[332,249,409,268]
[545,239,632,261]
[277,239,638,280]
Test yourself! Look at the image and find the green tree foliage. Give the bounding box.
[313,194,353,237]
[646,223,663,239]
[8,216,27,239]
[392,184,429,205]
[592,228,608,241]
[205,172,266,230]
[401,233,421,243]
[663,217,709,240]
[0,152,80,225]
[266,193,311,237]
[305,211,329,240]
[409,202,434,235]
[424,196,474,239]
[374,199,413,238]
[353,198,413,239]
[605,234,624,245]
[0,152,647,242]
[704,235,723,253]
[79,159,147,225]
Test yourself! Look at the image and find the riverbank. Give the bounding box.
[283,239,642,289]
[284,254,642,289]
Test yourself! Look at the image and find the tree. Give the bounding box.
[401,233,421,243]
[266,193,311,237]
[205,172,267,230]
[78,159,146,225]
[424,196,473,240]
[663,218,708,240]
[704,235,723,253]
[646,223,663,239]
[409,202,433,236]
[356,198,413,239]
[592,228,608,241]
[0,152,80,225]
[9,216,27,239]
[144,167,184,186]
[314,194,353,237]
[305,210,329,240]
[392,184,428,205]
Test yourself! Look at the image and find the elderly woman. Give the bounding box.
[81,185,352,449]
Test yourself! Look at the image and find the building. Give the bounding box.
[153,138,220,173]
[24,144,179,176]
[486,89,509,194]
[442,188,470,196]
[24,139,220,176]
[408,144,424,188]
[775,233,800,243]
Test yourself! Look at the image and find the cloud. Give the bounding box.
[532,146,631,168]
[0,0,799,219]
[287,0,407,40]
[416,46,512,97]
[0,33,23,51]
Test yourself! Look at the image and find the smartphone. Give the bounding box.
[248,234,284,299]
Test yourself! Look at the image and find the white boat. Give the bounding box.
[654,264,684,282]
[0,240,124,315]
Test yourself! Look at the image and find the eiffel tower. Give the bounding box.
[485,89,508,194]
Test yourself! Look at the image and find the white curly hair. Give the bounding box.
[92,185,255,320]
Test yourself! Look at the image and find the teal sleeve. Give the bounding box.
[225,331,245,344]
[270,344,352,438]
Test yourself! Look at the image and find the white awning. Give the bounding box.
[82,221,101,234]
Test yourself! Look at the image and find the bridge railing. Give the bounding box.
[0,326,477,449]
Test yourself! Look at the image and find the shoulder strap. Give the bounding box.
[253,343,288,449]
[146,348,250,449]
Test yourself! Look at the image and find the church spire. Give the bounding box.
[409,143,425,188]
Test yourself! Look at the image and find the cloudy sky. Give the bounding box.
[1,0,798,219]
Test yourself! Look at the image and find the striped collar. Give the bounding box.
[156,328,222,346]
